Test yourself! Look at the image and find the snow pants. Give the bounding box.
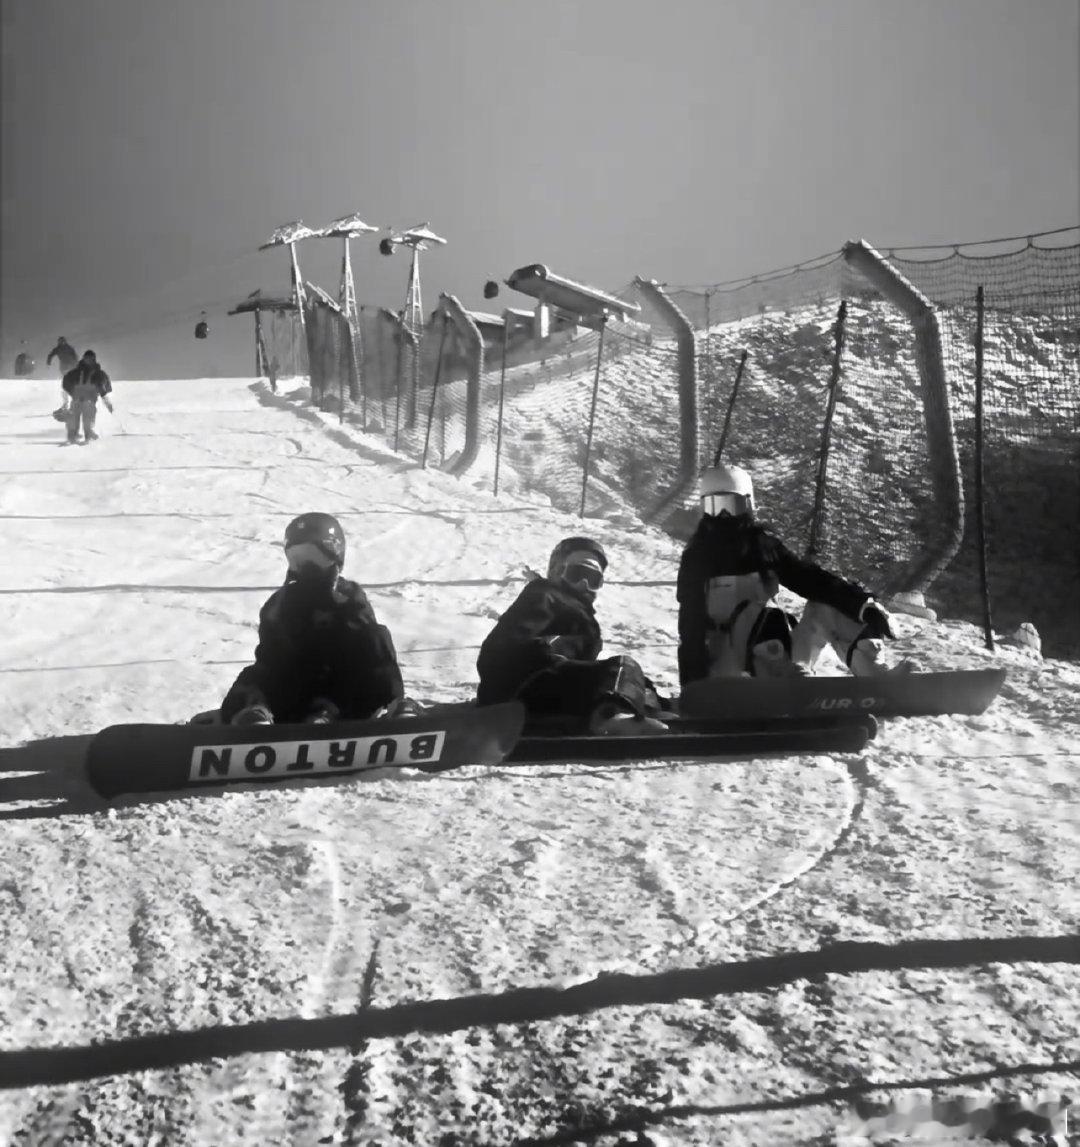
[64,383,98,441]
[706,600,879,677]
[514,654,666,732]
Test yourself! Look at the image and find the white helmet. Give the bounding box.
[700,464,754,518]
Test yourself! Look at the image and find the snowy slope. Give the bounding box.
[0,377,1077,1146]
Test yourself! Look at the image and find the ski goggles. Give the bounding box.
[563,561,604,591]
[285,541,340,572]
[701,492,752,517]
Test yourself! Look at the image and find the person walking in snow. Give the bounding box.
[476,536,670,736]
[60,349,113,444]
[47,336,78,375]
[677,463,912,685]
[47,336,79,414]
[220,513,407,725]
[267,355,280,394]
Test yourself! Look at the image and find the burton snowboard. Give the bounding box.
[86,701,526,799]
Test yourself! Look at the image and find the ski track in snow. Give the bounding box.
[1,377,1078,1146]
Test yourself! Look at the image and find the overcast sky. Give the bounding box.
[2,0,1077,378]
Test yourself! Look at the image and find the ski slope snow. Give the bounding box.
[0,377,1077,1146]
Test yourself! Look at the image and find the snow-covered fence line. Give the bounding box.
[665,227,1080,658]
[288,228,1078,659]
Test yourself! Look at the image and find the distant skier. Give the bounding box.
[677,464,912,684]
[476,536,669,735]
[60,349,113,444]
[220,513,407,725]
[46,336,78,375]
[14,346,35,376]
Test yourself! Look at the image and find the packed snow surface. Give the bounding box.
[0,378,1077,1146]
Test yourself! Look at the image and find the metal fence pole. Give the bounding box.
[713,349,748,467]
[806,299,848,559]
[579,317,608,517]
[493,321,510,496]
[421,314,450,469]
[338,320,345,425]
[393,332,403,453]
[974,284,995,650]
[703,289,712,388]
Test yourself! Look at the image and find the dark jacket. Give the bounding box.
[677,515,871,684]
[47,341,78,371]
[232,575,403,721]
[477,577,602,705]
[62,361,112,399]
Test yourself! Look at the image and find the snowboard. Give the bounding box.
[508,719,871,763]
[85,701,526,799]
[679,667,1006,722]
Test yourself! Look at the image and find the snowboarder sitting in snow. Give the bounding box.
[220,513,406,726]
[60,349,113,444]
[678,463,912,685]
[476,536,669,736]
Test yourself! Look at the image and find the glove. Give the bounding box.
[233,703,274,726]
[547,635,577,660]
[102,397,114,414]
[860,601,895,640]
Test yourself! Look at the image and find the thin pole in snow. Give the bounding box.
[579,316,608,518]
[494,319,510,497]
[713,349,748,467]
[974,284,995,651]
[421,313,450,469]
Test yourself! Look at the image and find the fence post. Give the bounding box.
[421,313,450,469]
[703,289,712,388]
[254,306,264,377]
[579,317,608,517]
[974,284,995,651]
[713,349,748,467]
[806,299,848,559]
[494,320,510,496]
[338,320,345,425]
[393,331,404,453]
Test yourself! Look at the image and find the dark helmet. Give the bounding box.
[81,348,97,361]
[547,536,608,579]
[284,512,346,567]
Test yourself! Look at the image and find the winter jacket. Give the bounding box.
[62,361,112,399]
[677,514,871,684]
[47,341,78,371]
[476,577,603,705]
[229,575,404,721]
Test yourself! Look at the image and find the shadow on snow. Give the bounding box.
[1,934,1077,1090]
